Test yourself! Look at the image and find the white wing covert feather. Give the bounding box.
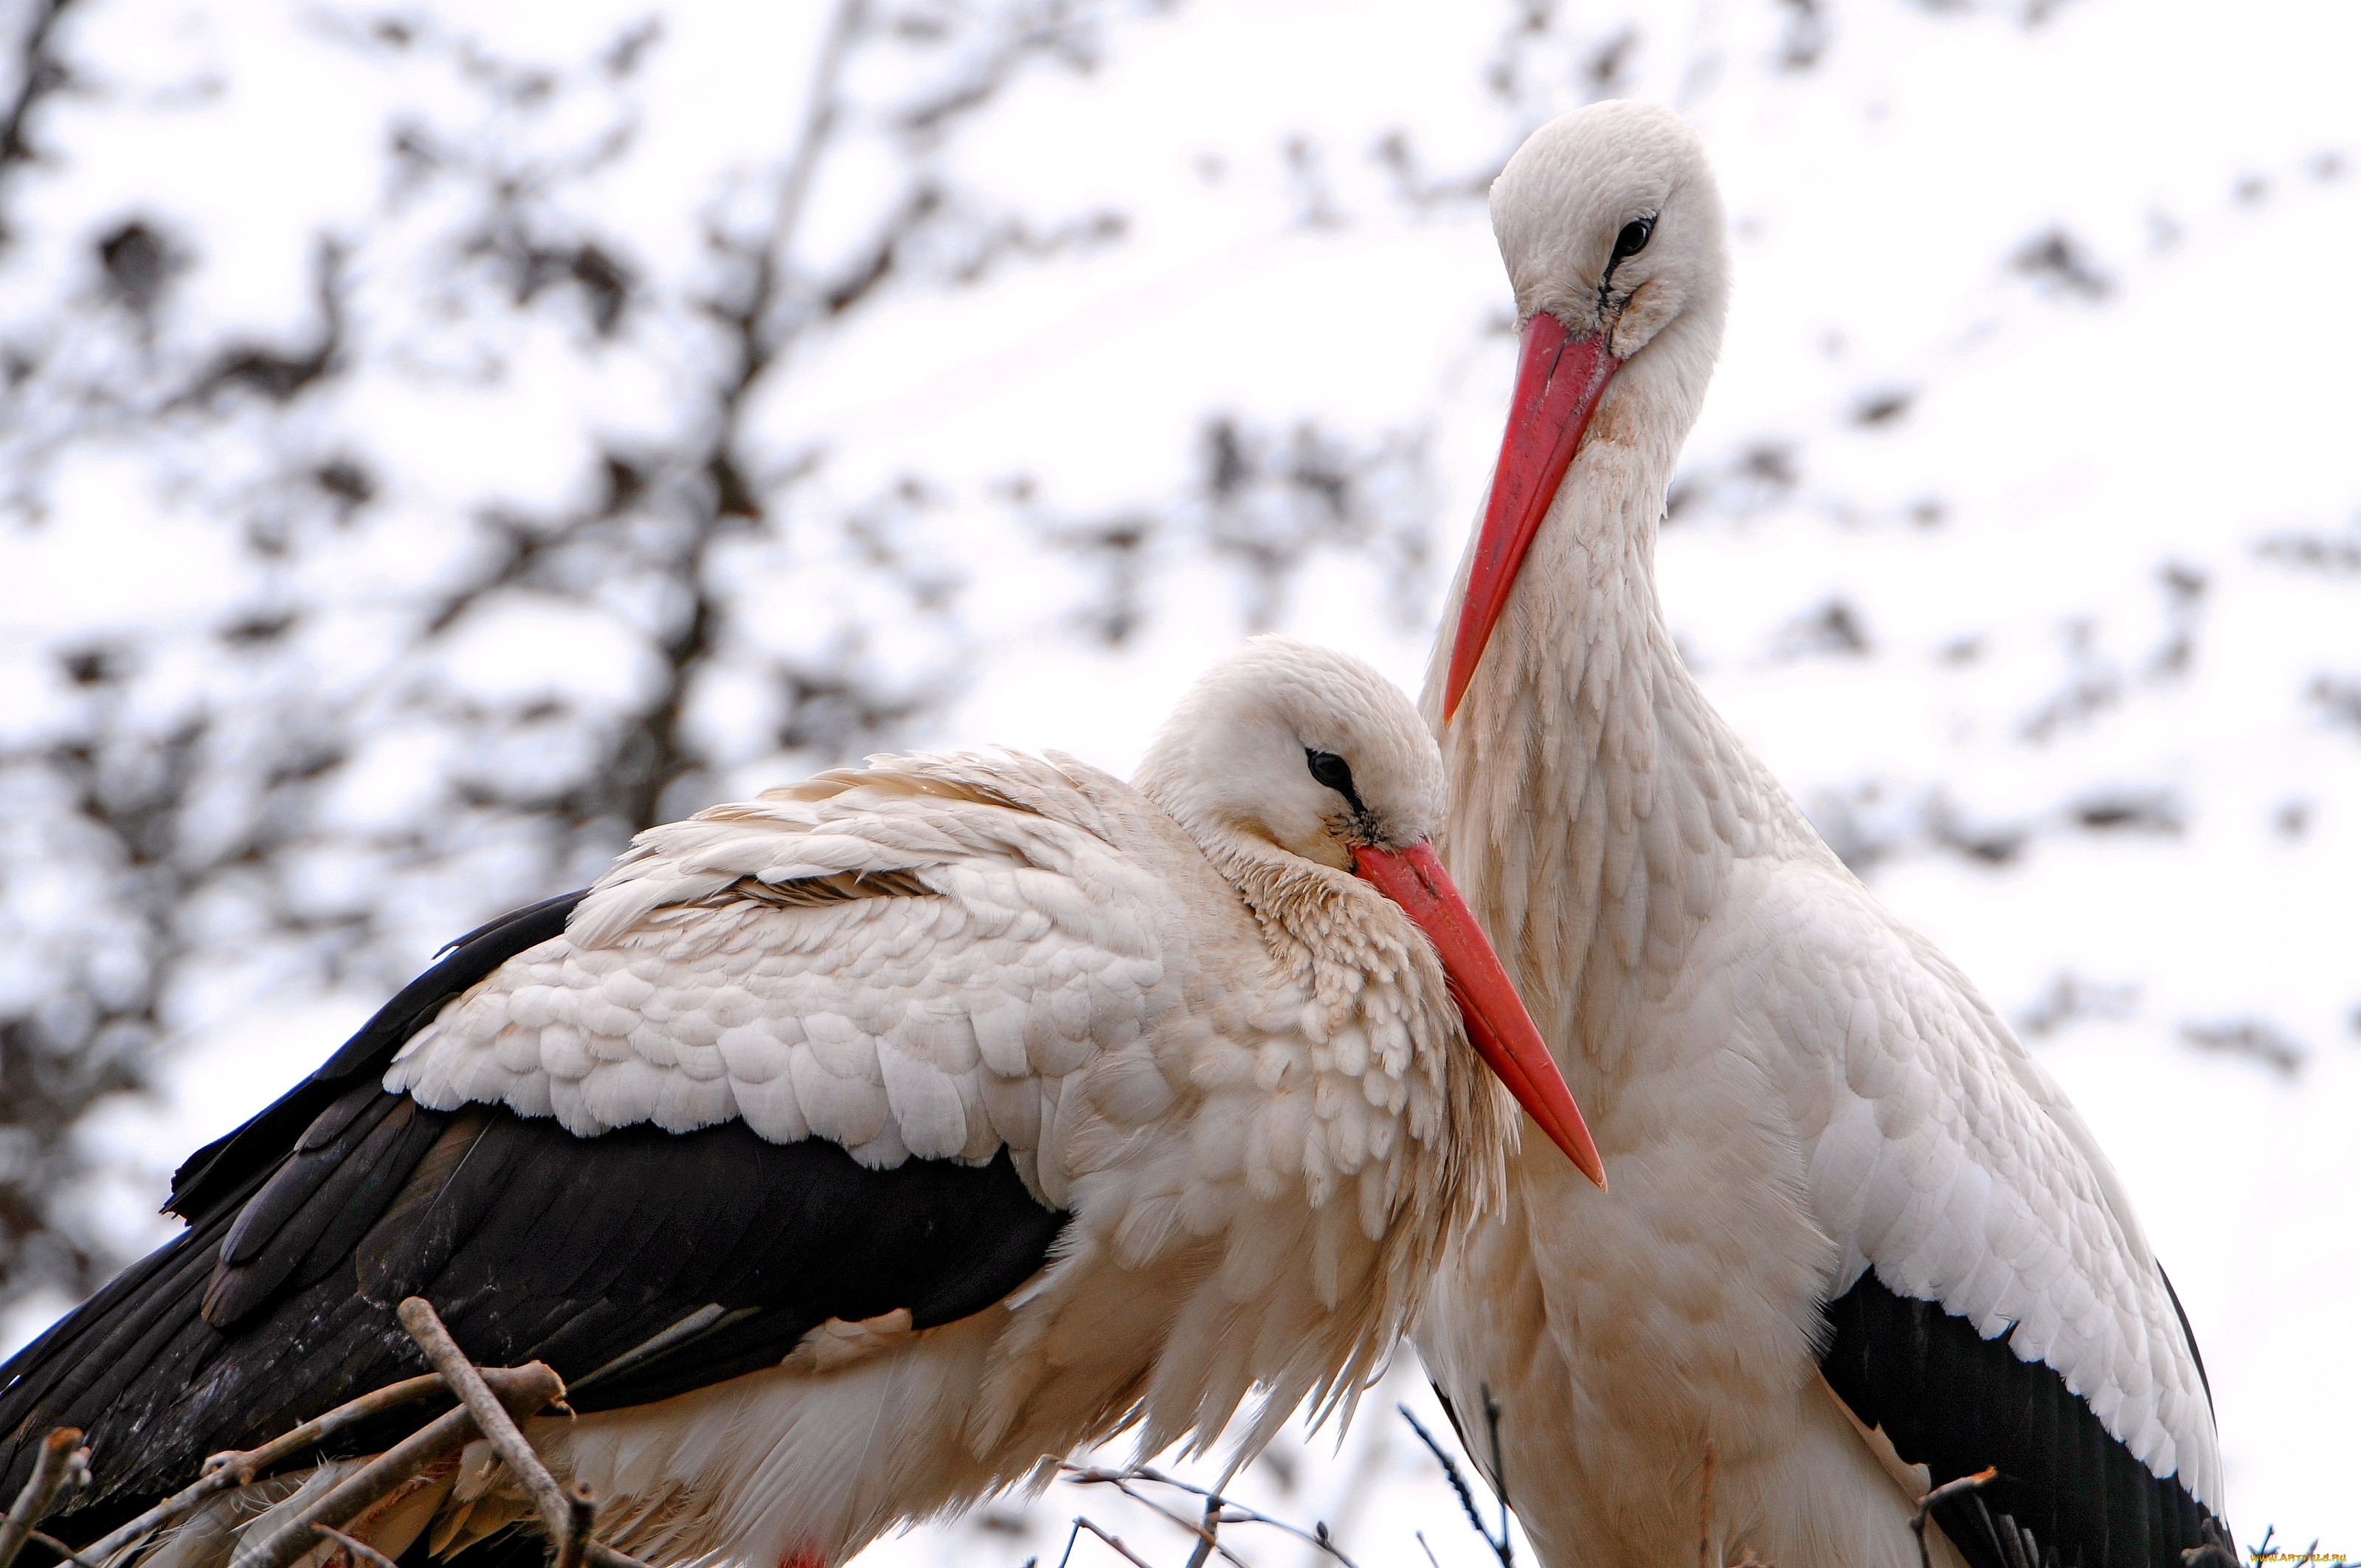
[386,745,1506,1485]
[386,753,1174,1198]
[1776,869,2222,1510]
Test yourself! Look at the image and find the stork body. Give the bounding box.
[1416,103,2228,1567]
[0,639,1598,1568]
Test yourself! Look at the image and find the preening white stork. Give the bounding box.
[0,638,1601,1568]
[1414,102,2232,1567]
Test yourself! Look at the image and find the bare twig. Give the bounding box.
[397,1299,581,1552]
[1399,1409,1483,1535]
[583,1544,648,1568]
[1061,1464,1361,1568]
[554,1484,598,1568]
[0,0,82,245]
[767,0,860,274]
[1178,1490,1221,1568]
[394,1305,652,1568]
[0,1431,87,1568]
[77,1368,542,1568]
[1068,1519,1156,1568]
[1481,1387,1513,1568]
[313,1524,399,1568]
[1909,1468,1997,1568]
[1059,1468,1251,1568]
[1400,1403,1513,1568]
[230,1362,563,1568]
[26,1530,96,1568]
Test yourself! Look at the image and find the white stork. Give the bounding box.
[0,638,1601,1568]
[1413,102,2231,1567]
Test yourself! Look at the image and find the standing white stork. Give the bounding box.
[1414,102,2231,1567]
[0,638,1602,1568]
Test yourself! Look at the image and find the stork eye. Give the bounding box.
[1304,749,1365,812]
[1612,216,1654,260]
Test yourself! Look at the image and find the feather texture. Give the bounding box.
[2,671,1519,1568]
[1414,100,2226,1568]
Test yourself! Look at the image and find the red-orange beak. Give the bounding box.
[1352,840,1606,1189]
[1441,312,1623,722]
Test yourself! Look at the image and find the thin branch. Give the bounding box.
[26,1530,97,1568]
[1482,1386,1513,1568]
[0,1429,86,1568]
[767,0,861,276]
[397,1298,580,1552]
[77,1368,542,1568]
[1179,1490,1221,1568]
[395,1303,653,1568]
[313,1524,399,1568]
[1068,1519,1156,1568]
[1910,1468,1997,1568]
[0,0,80,246]
[1399,1406,1511,1568]
[553,1484,597,1568]
[1062,1464,1361,1568]
[1059,1469,1252,1568]
[232,1382,545,1568]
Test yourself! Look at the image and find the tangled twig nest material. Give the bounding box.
[0,1299,649,1568]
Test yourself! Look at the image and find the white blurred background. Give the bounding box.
[0,0,2354,1561]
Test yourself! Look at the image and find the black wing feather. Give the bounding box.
[0,891,1069,1541]
[1819,1271,2224,1568]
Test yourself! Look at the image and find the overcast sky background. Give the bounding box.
[1,0,2355,1561]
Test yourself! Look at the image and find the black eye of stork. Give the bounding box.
[1304,748,1365,814]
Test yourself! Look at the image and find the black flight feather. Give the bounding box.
[0,889,1070,1549]
[1819,1271,2223,1568]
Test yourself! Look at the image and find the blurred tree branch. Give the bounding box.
[0,0,80,247]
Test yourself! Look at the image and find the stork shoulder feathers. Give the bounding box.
[386,745,1481,1233]
[387,750,1179,1201]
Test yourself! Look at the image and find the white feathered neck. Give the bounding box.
[1423,367,1829,1094]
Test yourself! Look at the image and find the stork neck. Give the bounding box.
[1428,432,1779,1085]
[1177,826,1345,973]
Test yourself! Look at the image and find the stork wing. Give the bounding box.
[0,753,1173,1523]
[384,753,1173,1204]
[1786,884,2228,1566]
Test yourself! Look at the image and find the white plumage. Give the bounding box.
[470,746,1496,1565]
[387,737,1487,1243]
[1414,101,2227,1567]
[2,636,1600,1568]
[387,755,1176,1183]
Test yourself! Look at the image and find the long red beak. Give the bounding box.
[1352,840,1606,1189]
[1441,312,1623,722]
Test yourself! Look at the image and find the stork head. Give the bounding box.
[1140,637,1605,1187]
[1442,99,1730,719]
[1139,635,1444,874]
